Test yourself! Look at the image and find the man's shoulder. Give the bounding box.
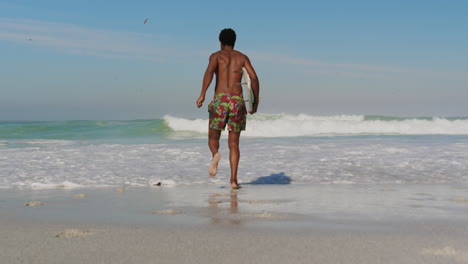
[209,51,220,58]
[233,50,247,57]
[212,50,247,56]
[210,50,248,61]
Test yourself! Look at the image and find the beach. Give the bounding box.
[2,114,468,263]
[2,184,468,263]
[2,0,468,261]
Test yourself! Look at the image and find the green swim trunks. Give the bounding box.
[208,93,247,132]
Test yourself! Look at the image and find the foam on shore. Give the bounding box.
[2,136,468,188]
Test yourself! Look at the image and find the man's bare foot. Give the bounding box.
[208,152,221,177]
[231,182,241,189]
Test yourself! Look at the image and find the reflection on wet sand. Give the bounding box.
[208,190,241,225]
[207,189,295,225]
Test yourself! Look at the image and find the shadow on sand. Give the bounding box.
[246,172,291,185]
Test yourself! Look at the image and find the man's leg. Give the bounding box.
[208,128,222,177]
[228,131,241,189]
[208,128,221,155]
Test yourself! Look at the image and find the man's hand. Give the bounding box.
[249,102,258,115]
[196,95,205,108]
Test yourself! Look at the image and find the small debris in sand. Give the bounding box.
[149,180,176,186]
[25,201,44,207]
[56,229,92,238]
[451,197,468,203]
[73,194,87,198]
[152,209,182,215]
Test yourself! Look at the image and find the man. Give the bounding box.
[196,28,259,189]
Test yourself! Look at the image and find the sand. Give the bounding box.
[1,184,468,264]
[1,220,468,264]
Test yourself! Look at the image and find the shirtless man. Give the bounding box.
[196,28,259,189]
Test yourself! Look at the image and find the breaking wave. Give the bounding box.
[163,114,468,137]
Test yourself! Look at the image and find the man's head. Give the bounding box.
[219,28,236,47]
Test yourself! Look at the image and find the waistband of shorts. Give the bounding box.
[213,92,243,98]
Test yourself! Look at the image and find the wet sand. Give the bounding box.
[1,184,468,263]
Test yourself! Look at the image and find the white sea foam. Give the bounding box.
[1,136,468,188]
[13,181,85,189]
[163,114,468,137]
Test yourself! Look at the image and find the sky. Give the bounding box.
[0,0,467,120]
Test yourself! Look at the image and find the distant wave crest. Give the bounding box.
[163,114,468,137]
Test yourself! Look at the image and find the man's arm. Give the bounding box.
[197,53,218,108]
[243,56,259,114]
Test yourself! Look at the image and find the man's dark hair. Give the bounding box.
[219,28,236,47]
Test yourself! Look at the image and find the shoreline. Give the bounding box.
[2,184,468,263]
[2,183,468,226]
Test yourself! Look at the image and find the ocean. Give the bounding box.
[1,114,468,188]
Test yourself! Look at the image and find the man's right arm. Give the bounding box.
[243,56,259,114]
[197,53,218,108]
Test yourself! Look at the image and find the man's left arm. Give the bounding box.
[243,56,259,114]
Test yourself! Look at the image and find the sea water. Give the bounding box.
[1,114,468,188]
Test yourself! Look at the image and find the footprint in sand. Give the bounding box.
[55,229,93,238]
[421,246,458,256]
[451,197,468,203]
[25,201,45,207]
[421,246,468,262]
[152,209,182,215]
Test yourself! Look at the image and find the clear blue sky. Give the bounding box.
[1,0,467,120]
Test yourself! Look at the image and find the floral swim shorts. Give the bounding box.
[208,93,247,132]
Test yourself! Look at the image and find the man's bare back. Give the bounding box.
[211,49,246,94]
